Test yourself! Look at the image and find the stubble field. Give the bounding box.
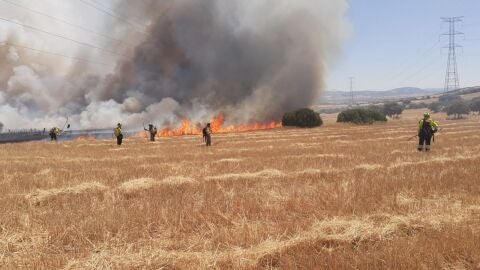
[1,109,479,269]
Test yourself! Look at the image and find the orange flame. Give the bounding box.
[160,119,199,136]
[157,113,281,137]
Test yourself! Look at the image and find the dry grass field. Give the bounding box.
[1,109,480,269]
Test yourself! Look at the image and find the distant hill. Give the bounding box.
[322,87,442,104]
[444,86,480,96]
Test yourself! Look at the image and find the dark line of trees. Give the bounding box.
[426,94,479,119]
[282,108,323,128]
[337,108,387,124]
[469,97,480,114]
[383,102,404,118]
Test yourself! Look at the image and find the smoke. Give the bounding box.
[0,0,348,130]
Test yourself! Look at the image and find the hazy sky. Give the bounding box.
[327,0,480,91]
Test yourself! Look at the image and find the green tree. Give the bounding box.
[366,105,383,113]
[428,102,442,113]
[383,102,404,118]
[402,99,412,106]
[337,108,387,124]
[439,94,462,105]
[469,98,480,114]
[445,100,471,119]
[282,108,323,128]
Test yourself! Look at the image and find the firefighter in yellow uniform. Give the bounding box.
[144,124,158,142]
[418,112,439,152]
[114,123,123,146]
[202,123,212,146]
[49,127,62,141]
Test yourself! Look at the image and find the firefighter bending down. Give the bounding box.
[202,123,212,146]
[49,127,62,141]
[418,112,439,152]
[114,123,123,146]
[144,124,158,142]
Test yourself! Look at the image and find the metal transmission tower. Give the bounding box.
[441,17,463,93]
[349,77,354,106]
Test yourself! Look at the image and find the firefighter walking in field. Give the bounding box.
[144,124,158,142]
[202,123,212,146]
[114,123,123,146]
[418,112,439,152]
[49,127,62,141]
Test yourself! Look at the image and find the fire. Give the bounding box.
[160,119,200,136]
[157,113,281,137]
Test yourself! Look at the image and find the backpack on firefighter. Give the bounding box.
[114,123,123,145]
[49,127,62,141]
[203,123,212,146]
[417,112,439,151]
[49,117,70,142]
[202,127,208,142]
[144,124,157,142]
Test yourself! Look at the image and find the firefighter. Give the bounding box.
[49,127,62,141]
[144,124,157,142]
[418,112,439,152]
[114,123,123,146]
[202,123,212,146]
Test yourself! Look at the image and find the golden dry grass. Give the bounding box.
[1,109,480,269]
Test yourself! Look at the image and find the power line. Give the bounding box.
[413,64,442,86]
[89,0,147,29]
[0,41,114,67]
[0,16,127,58]
[79,0,147,35]
[384,40,440,83]
[441,16,464,93]
[0,0,125,46]
[383,37,442,88]
[395,56,441,87]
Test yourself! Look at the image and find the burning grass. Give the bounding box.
[136,113,283,138]
[0,109,479,269]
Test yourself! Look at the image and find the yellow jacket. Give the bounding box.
[114,127,123,137]
[50,127,62,135]
[418,118,439,133]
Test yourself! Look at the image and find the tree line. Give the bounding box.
[427,95,480,119]
[282,94,480,127]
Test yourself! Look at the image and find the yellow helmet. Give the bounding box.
[423,112,430,118]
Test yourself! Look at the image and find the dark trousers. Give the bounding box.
[117,134,123,145]
[205,135,211,146]
[150,134,155,141]
[50,133,57,141]
[418,134,432,151]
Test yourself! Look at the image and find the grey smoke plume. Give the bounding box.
[0,0,348,130]
[106,0,348,124]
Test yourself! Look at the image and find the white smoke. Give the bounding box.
[0,0,349,131]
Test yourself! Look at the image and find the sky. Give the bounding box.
[326,0,480,92]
